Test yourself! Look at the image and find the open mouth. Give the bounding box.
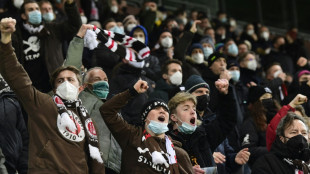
[158,116,165,122]
[190,117,196,125]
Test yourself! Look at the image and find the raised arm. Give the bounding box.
[0,18,49,113]
[266,94,307,151]
[64,24,94,70]
[99,80,149,149]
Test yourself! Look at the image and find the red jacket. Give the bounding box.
[266,105,295,151]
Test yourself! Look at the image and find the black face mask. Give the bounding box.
[196,94,210,112]
[286,134,310,161]
[261,98,277,123]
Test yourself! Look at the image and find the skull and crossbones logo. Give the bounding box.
[23,36,40,54]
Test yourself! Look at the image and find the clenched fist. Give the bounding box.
[0,17,16,44]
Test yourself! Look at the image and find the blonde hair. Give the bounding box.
[168,92,197,114]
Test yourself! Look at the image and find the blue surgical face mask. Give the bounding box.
[28,10,42,25]
[147,119,169,135]
[229,70,240,82]
[203,47,213,60]
[42,12,54,22]
[92,81,109,99]
[228,44,238,56]
[220,17,227,23]
[110,26,124,35]
[177,118,197,134]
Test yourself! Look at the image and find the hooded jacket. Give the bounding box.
[0,42,105,174]
[100,89,194,174]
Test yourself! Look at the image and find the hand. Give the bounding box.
[190,20,201,33]
[0,17,16,44]
[277,72,287,82]
[297,57,308,67]
[215,79,229,95]
[193,165,205,174]
[167,47,174,59]
[246,81,257,88]
[213,152,226,164]
[76,24,94,38]
[146,2,157,12]
[66,0,74,4]
[289,94,307,108]
[235,148,250,165]
[133,79,148,94]
[220,70,231,81]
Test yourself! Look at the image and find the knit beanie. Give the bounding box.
[298,70,310,79]
[141,99,169,124]
[200,36,214,49]
[184,75,210,93]
[227,59,240,69]
[188,43,203,55]
[207,52,227,67]
[248,86,272,104]
[123,15,137,28]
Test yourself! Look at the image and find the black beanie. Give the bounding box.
[141,99,169,124]
[248,86,272,104]
[207,52,227,67]
[184,75,210,93]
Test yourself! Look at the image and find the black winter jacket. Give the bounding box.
[167,87,237,168]
[0,92,28,174]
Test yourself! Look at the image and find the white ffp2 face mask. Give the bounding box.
[169,71,182,86]
[160,37,173,48]
[192,53,204,64]
[56,81,79,101]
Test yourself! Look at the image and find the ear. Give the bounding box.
[170,114,178,122]
[78,85,85,93]
[21,13,27,21]
[162,73,168,80]
[279,136,285,143]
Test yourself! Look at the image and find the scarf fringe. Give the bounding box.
[89,144,104,163]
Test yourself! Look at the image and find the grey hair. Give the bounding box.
[276,112,309,137]
[83,67,104,83]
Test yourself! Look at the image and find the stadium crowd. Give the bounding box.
[0,0,309,173]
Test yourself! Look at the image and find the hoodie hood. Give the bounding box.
[129,25,149,45]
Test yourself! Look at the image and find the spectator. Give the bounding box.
[203,52,230,112]
[262,62,289,103]
[263,36,295,75]
[151,30,174,65]
[239,23,258,48]
[240,86,279,168]
[0,18,105,173]
[199,35,214,60]
[123,15,137,34]
[39,0,56,23]
[251,113,309,174]
[255,26,272,56]
[64,25,122,173]
[266,94,308,151]
[172,74,240,171]
[11,0,81,93]
[238,51,262,86]
[149,59,183,103]
[223,39,239,61]
[130,25,161,82]
[100,79,194,173]
[0,75,28,174]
